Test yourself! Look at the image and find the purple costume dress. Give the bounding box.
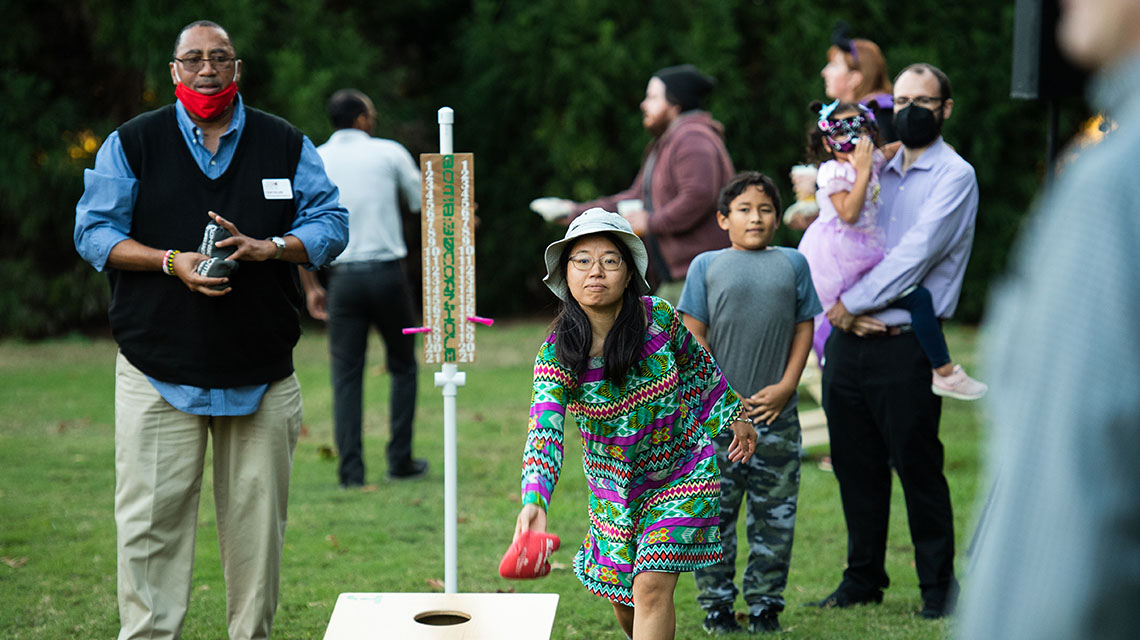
[796,151,886,363]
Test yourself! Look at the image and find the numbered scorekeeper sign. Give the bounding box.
[420,153,476,363]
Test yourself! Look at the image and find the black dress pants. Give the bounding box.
[821,328,956,600]
[327,260,418,485]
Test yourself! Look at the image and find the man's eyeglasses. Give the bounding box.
[569,254,624,272]
[173,55,236,73]
[893,96,944,109]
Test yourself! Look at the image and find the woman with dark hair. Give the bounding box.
[513,208,756,640]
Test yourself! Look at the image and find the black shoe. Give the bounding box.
[919,593,956,619]
[702,606,742,634]
[388,458,429,480]
[919,582,958,619]
[919,603,949,619]
[805,585,884,608]
[748,609,781,633]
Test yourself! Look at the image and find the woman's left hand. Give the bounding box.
[726,417,757,463]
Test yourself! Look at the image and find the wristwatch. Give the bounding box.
[269,236,286,260]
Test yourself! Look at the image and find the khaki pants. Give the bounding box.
[114,353,302,640]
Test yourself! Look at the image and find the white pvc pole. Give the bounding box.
[438,106,454,155]
[436,363,462,594]
[434,106,464,595]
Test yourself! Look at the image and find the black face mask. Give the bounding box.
[894,104,942,148]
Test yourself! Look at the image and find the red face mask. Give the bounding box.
[175,82,239,120]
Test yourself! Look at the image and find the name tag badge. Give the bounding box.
[262,178,293,200]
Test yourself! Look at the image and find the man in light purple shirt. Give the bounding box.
[807,63,979,619]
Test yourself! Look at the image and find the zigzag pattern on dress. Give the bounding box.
[578,575,635,606]
[533,362,574,388]
[581,456,632,483]
[521,421,564,506]
[589,513,633,540]
[626,424,702,472]
[641,478,720,509]
[573,543,637,606]
[569,367,679,421]
[636,542,723,571]
[521,450,559,477]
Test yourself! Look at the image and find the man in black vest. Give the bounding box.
[74,20,348,640]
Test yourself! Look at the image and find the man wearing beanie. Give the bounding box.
[532,64,734,302]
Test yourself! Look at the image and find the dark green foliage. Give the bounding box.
[1,0,1086,336]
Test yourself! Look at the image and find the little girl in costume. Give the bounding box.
[797,100,986,400]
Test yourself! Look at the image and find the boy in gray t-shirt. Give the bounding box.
[679,171,820,634]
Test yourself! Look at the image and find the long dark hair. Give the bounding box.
[553,233,646,387]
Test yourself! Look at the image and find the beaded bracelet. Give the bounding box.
[163,249,181,276]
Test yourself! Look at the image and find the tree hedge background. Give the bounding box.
[1,0,1086,338]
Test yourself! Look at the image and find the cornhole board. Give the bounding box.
[323,592,560,639]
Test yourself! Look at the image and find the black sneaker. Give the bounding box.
[702,606,742,635]
[198,222,235,259]
[388,458,429,480]
[804,585,884,608]
[749,609,781,633]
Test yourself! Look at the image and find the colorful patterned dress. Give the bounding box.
[520,296,743,606]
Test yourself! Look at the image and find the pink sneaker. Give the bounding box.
[932,364,987,401]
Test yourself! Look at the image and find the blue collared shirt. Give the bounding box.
[74,96,348,415]
[840,137,980,325]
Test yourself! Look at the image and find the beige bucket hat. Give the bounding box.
[542,208,651,301]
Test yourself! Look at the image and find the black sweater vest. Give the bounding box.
[111,105,304,388]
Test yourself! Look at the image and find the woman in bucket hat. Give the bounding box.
[513,208,757,639]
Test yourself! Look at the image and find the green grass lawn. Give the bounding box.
[0,321,985,639]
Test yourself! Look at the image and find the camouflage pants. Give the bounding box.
[695,410,801,615]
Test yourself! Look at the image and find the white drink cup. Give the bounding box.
[617,199,643,216]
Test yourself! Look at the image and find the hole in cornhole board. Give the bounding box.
[324,592,559,639]
[414,610,471,626]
